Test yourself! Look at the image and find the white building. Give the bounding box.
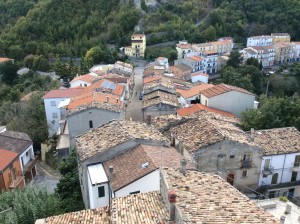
[86,144,193,209]
[191,72,209,84]
[255,127,300,200]
[294,42,300,62]
[247,35,273,47]
[176,41,193,59]
[42,88,84,136]
[199,83,256,117]
[242,46,275,67]
[70,74,95,88]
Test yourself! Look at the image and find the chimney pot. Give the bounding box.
[107,96,109,103]
[168,191,176,221]
[109,165,113,180]
[180,159,187,175]
[147,114,152,126]
[250,128,255,141]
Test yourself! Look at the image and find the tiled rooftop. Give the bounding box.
[151,114,183,132]
[252,127,300,155]
[177,104,236,117]
[143,75,162,84]
[43,191,170,224]
[70,74,95,83]
[0,148,18,171]
[103,144,195,191]
[0,131,32,154]
[83,79,125,96]
[176,43,192,49]
[163,168,279,223]
[0,57,13,63]
[200,83,254,98]
[143,91,179,109]
[76,120,168,162]
[143,77,174,91]
[67,91,123,114]
[170,111,245,152]
[176,83,214,98]
[42,88,85,99]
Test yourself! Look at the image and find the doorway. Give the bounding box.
[227,173,234,186]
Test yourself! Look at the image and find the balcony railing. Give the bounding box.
[241,160,251,168]
[9,171,24,189]
[23,156,38,174]
[262,166,274,176]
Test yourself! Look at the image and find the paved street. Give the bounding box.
[30,162,61,193]
[125,66,144,121]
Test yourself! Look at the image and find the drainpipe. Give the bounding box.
[280,154,287,184]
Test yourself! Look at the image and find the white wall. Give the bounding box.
[70,80,90,88]
[19,145,34,172]
[191,75,208,84]
[44,97,69,136]
[115,170,160,198]
[88,175,110,209]
[202,91,255,117]
[259,153,300,186]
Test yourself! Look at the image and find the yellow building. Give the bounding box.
[125,34,146,58]
[271,33,291,43]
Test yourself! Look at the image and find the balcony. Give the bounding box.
[292,162,300,171]
[241,160,252,168]
[9,171,25,189]
[23,156,38,174]
[262,166,274,176]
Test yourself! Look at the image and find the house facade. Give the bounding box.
[42,88,84,136]
[70,74,94,88]
[125,34,146,58]
[255,127,300,200]
[0,131,37,188]
[247,35,273,47]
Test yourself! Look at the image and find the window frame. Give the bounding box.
[98,186,105,198]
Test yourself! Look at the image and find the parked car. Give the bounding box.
[139,92,143,100]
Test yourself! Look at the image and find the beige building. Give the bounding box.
[125,34,146,58]
[271,33,291,43]
[274,42,295,64]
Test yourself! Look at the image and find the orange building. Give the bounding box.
[0,148,25,192]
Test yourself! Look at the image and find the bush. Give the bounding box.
[279,196,288,202]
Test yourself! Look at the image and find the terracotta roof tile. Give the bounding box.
[252,127,300,155]
[191,72,209,77]
[143,75,162,84]
[44,191,169,223]
[0,58,13,63]
[176,44,192,49]
[190,55,203,61]
[76,120,168,162]
[143,91,179,109]
[177,104,236,117]
[0,148,18,171]
[42,88,85,99]
[70,74,95,83]
[163,168,279,223]
[176,83,214,98]
[83,79,125,96]
[201,83,254,98]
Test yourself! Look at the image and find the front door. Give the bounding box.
[288,188,295,200]
[227,173,234,185]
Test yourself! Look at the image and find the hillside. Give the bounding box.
[0,0,300,61]
[0,0,140,59]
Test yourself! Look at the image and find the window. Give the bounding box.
[242,170,247,177]
[271,173,278,185]
[84,84,87,87]
[243,154,251,161]
[294,155,300,167]
[89,120,93,128]
[26,151,29,157]
[51,101,56,106]
[130,191,140,195]
[291,171,298,182]
[52,113,58,119]
[230,155,235,159]
[264,159,270,169]
[98,186,105,198]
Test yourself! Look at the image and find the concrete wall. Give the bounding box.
[115,170,160,197]
[191,75,208,84]
[67,108,121,147]
[70,80,90,88]
[44,97,69,136]
[201,91,255,117]
[19,145,34,170]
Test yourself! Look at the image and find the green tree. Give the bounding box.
[56,149,85,212]
[0,187,61,224]
[226,50,243,68]
[33,55,50,72]
[24,54,36,69]
[246,58,261,69]
[0,61,18,85]
[201,25,217,41]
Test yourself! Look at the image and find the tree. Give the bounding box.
[56,149,85,212]
[33,55,50,72]
[24,54,36,69]
[0,61,18,85]
[246,58,260,69]
[226,50,243,68]
[201,25,217,41]
[0,187,61,224]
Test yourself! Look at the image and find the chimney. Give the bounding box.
[108,165,113,180]
[116,98,119,103]
[285,203,292,214]
[168,191,176,221]
[250,128,254,141]
[106,96,109,103]
[280,216,285,224]
[180,159,187,175]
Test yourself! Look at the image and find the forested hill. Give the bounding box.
[0,0,140,59]
[0,0,300,61]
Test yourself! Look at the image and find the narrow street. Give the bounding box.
[125,66,144,121]
[30,162,61,193]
